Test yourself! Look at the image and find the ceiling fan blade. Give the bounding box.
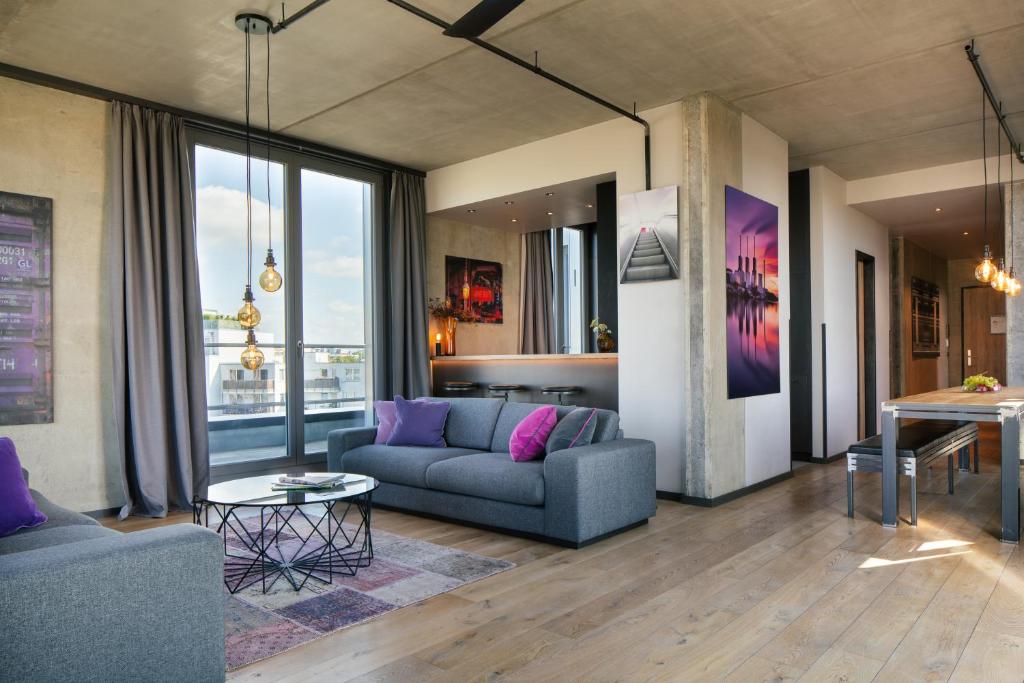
[443,0,525,38]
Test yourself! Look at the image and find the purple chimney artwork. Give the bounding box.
[725,185,780,399]
[0,192,53,425]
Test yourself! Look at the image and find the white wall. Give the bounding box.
[810,166,891,459]
[0,76,121,512]
[741,115,791,485]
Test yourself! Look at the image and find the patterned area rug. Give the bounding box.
[215,514,515,670]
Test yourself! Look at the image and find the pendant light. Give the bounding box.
[976,88,998,283]
[1008,142,1022,297]
[258,28,283,294]
[992,105,1010,292]
[235,12,272,370]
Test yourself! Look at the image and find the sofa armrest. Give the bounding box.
[543,438,656,545]
[0,524,225,682]
[327,426,378,470]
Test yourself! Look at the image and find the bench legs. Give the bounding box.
[847,468,854,519]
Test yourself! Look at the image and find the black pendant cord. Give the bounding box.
[1011,142,1016,271]
[966,41,1024,165]
[243,26,251,288]
[983,88,988,253]
[998,103,1004,262]
[265,30,273,252]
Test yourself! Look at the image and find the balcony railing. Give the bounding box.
[222,379,275,391]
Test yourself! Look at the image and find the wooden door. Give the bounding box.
[962,286,1006,383]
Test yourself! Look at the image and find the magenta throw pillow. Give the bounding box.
[509,406,558,462]
[0,438,47,538]
[373,400,398,444]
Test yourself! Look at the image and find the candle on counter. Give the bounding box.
[435,333,442,357]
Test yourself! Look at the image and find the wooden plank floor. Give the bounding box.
[103,425,1024,682]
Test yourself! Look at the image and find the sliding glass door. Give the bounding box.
[190,130,381,476]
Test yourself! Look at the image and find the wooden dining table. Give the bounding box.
[881,387,1024,543]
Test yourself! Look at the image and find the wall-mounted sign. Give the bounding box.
[0,191,53,425]
[991,315,1007,335]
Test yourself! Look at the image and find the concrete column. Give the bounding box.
[1007,180,1024,385]
[680,93,745,499]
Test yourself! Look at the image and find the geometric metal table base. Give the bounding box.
[193,493,374,594]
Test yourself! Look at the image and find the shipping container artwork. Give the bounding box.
[0,192,53,425]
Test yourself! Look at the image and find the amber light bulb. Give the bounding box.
[240,329,265,371]
[976,244,997,283]
[1007,269,1022,298]
[992,259,1009,292]
[237,285,262,329]
[259,248,283,293]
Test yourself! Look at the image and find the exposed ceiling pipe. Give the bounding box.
[271,0,332,33]
[966,40,1024,164]
[386,0,652,190]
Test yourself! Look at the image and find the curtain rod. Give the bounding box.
[385,0,653,190]
[0,61,426,178]
[966,41,1024,165]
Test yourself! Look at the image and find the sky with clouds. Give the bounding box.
[194,145,368,349]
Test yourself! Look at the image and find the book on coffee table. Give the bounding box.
[271,473,365,491]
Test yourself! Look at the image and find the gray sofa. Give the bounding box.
[0,470,225,683]
[327,398,656,547]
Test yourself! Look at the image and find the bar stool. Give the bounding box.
[442,380,477,395]
[541,385,581,405]
[488,383,525,401]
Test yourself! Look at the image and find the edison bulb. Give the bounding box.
[1007,275,1022,298]
[976,257,997,283]
[237,285,261,328]
[259,249,282,293]
[240,330,265,370]
[992,261,1009,292]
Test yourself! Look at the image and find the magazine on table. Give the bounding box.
[271,473,365,491]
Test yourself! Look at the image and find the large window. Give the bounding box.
[552,226,588,354]
[191,132,381,474]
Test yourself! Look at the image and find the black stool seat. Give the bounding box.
[488,383,524,391]
[443,380,477,392]
[541,385,581,405]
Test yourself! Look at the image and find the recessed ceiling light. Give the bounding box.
[935,207,943,213]
[511,218,518,223]
[504,201,514,206]
[547,211,553,216]
[963,231,970,235]
[466,209,477,213]
[585,203,593,208]
[545,192,555,197]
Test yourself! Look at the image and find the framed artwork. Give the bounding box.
[617,186,679,283]
[445,255,503,324]
[725,185,780,399]
[0,191,53,424]
[910,276,940,356]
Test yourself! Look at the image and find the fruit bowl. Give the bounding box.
[962,373,1002,393]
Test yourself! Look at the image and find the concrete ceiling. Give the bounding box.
[1,0,1022,178]
[853,185,1005,260]
[431,173,609,232]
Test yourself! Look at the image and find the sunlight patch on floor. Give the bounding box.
[916,539,974,552]
[859,550,971,569]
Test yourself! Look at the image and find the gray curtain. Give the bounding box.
[374,172,430,400]
[520,230,556,354]
[109,101,208,518]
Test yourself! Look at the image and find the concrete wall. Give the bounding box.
[425,216,521,356]
[810,166,891,459]
[0,76,121,512]
[1007,181,1024,386]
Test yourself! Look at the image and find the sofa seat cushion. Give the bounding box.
[425,452,545,506]
[340,445,485,488]
[0,524,118,556]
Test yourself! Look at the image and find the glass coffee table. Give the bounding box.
[193,473,378,594]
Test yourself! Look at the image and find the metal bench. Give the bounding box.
[846,420,980,526]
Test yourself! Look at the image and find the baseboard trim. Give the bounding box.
[792,451,846,464]
[370,502,648,549]
[83,506,121,519]
[661,470,794,507]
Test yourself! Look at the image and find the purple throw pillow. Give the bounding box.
[509,406,558,462]
[373,400,398,444]
[387,396,450,448]
[0,438,47,538]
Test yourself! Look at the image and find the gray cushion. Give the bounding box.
[340,445,484,488]
[546,407,599,455]
[421,396,504,450]
[26,490,100,532]
[0,524,118,556]
[490,402,574,453]
[591,409,620,443]
[425,452,545,506]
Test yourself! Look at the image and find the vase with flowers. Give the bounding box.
[590,318,615,352]
[429,297,476,356]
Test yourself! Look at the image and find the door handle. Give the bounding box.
[297,340,304,355]
[967,349,972,367]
